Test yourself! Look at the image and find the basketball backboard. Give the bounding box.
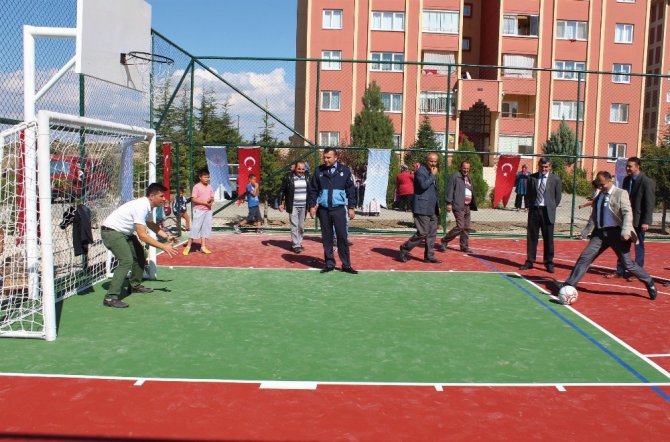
[75,0,152,92]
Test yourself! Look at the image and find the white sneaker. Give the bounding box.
[233,224,241,234]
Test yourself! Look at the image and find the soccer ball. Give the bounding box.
[558,285,579,305]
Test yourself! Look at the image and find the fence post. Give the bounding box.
[569,72,584,238]
[442,64,454,232]
[188,60,195,191]
[312,60,321,232]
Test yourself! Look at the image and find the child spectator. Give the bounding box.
[234,173,263,234]
[172,186,191,231]
[183,169,214,255]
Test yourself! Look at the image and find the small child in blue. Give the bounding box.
[172,186,191,231]
[234,173,263,234]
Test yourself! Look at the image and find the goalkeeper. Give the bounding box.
[100,183,178,308]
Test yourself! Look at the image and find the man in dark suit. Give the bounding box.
[562,171,657,300]
[520,158,562,273]
[399,153,441,263]
[439,160,477,253]
[607,156,656,280]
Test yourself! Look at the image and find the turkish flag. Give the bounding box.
[493,155,521,208]
[237,146,261,204]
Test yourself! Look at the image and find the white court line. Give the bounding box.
[1,372,669,388]
[522,276,670,380]
[134,379,145,386]
[434,384,443,391]
[556,385,566,392]
[259,381,317,390]
[645,354,670,358]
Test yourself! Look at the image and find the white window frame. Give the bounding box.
[502,101,519,117]
[612,64,631,83]
[371,52,404,72]
[419,91,454,115]
[499,135,534,155]
[435,133,456,150]
[503,54,536,78]
[422,10,460,34]
[382,93,403,113]
[615,23,634,43]
[321,50,342,70]
[502,14,540,37]
[320,91,341,111]
[393,134,401,148]
[554,60,586,80]
[665,113,670,125]
[610,103,629,123]
[320,131,340,146]
[551,101,585,120]
[323,10,343,29]
[666,92,670,103]
[556,20,588,40]
[617,0,635,3]
[607,143,626,161]
[371,11,405,31]
[422,51,456,75]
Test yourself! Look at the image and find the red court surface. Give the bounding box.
[1,234,668,440]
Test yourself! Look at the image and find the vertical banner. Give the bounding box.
[205,146,232,201]
[162,142,171,202]
[493,154,521,208]
[615,157,628,188]
[237,146,261,203]
[362,148,391,210]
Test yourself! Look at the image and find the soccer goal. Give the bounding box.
[0,111,156,341]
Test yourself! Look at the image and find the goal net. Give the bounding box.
[0,111,156,340]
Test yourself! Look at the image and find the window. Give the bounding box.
[423,10,459,34]
[554,60,586,80]
[615,24,634,43]
[610,103,629,123]
[463,4,472,17]
[613,64,631,83]
[320,91,341,111]
[499,135,534,154]
[435,133,455,150]
[323,10,342,29]
[462,37,471,51]
[382,93,403,112]
[502,14,539,37]
[665,113,670,125]
[422,51,456,75]
[320,131,339,146]
[321,50,341,70]
[556,20,587,40]
[666,92,670,103]
[503,54,536,78]
[420,91,454,114]
[371,52,404,71]
[551,101,584,120]
[372,11,405,31]
[607,143,626,160]
[617,0,635,3]
[502,101,519,117]
[393,134,401,148]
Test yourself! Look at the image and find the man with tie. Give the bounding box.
[606,156,656,280]
[308,148,358,274]
[561,171,657,300]
[520,158,562,273]
[439,160,477,253]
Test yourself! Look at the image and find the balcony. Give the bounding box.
[458,78,502,112]
[500,113,535,135]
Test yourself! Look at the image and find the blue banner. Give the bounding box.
[362,148,391,210]
[205,146,233,200]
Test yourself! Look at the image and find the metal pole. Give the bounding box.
[176,142,181,237]
[570,72,583,238]
[188,61,195,191]
[443,65,453,232]
[313,61,321,232]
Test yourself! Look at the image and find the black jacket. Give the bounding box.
[279,170,310,214]
[622,172,656,227]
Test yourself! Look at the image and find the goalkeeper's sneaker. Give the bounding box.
[202,248,212,254]
[183,245,191,256]
[233,224,242,234]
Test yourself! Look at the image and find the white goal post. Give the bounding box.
[0,111,156,341]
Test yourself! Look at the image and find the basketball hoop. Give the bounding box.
[120,51,174,66]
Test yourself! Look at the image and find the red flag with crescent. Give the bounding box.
[237,146,261,205]
[493,154,521,208]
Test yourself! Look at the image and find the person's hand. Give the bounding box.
[622,233,631,242]
[309,207,316,219]
[447,204,453,212]
[279,204,284,212]
[431,166,438,176]
[348,208,355,220]
[641,224,649,232]
[162,243,178,256]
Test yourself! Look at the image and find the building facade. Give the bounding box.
[295,0,664,174]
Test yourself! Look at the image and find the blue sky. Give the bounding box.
[146,0,298,57]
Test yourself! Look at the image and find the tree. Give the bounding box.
[350,81,397,205]
[542,120,577,166]
[405,115,440,167]
[642,142,670,233]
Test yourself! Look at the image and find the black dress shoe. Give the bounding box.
[519,262,534,270]
[646,282,658,301]
[103,297,129,308]
[320,267,335,273]
[399,246,409,263]
[341,266,359,274]
[438,243,448,252]
[292,246,302,253]
[546,264,555,274]
[424,257,442,264]
[460,247,471,253]
[130,285,154,294]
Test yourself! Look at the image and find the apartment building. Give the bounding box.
[643,0,670,144]
[295,0,656,174]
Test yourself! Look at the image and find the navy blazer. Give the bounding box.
[411,165,439,216]
[622,172,655,227]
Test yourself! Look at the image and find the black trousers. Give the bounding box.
[318,206,350,269]
[526,206,555,265]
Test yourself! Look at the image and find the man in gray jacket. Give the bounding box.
[440,160,477,253]
[399,153,442,263]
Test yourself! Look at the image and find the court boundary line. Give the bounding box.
[474,257,670,402]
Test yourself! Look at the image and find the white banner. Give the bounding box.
[362,149,391,210]
[205,146,233,201]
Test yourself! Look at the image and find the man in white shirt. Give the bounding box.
[100,183,178,308]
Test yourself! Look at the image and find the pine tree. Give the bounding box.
[542,120,576,167]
